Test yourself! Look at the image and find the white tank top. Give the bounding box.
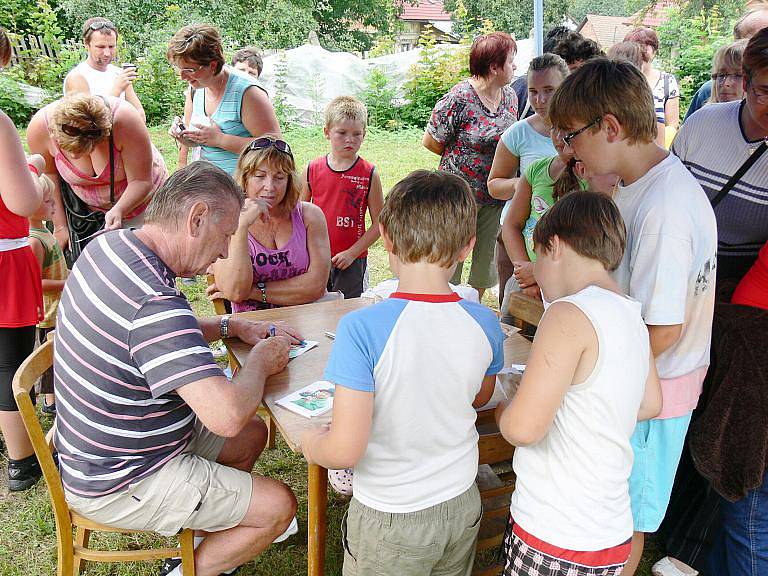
[64,61,125,99]
[509,285,650,551]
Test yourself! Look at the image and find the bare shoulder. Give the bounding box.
[300,201,325,222]
[538,300,594,341]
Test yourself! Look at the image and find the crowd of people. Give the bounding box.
[0,6,767,576]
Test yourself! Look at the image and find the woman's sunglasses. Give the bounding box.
[60,124,104,139]
[246,137,293,157]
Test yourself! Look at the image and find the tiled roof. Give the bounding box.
[629,0,675,28]
[400,0,452,22]
[578,14,634,50]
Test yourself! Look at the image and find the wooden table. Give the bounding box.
[227,298,531,576]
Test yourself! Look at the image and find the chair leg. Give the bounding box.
[179,528,196,576]
[73,527,90,575]
[267,414,276,450]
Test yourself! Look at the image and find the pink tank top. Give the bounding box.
[232,203,311,313]
[44,99,167,218]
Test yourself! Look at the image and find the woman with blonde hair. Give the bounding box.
[208,138,330,310]
[710,39,749,103]
[26,93,167,259]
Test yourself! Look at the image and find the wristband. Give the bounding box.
[257,281,267,304]
[219,314,231,339]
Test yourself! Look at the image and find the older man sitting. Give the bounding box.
[54,162,298,576]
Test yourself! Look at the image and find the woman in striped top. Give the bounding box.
[167,24,280,175]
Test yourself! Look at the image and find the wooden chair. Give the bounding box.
[11,339,196,576]
[472,409,516,576]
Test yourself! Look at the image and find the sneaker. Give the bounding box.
[652,557,699,576]
[8,455,42,492]
[159,558,181,576]
[41,400,56,416]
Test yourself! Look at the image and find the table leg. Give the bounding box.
[307,463,328,576]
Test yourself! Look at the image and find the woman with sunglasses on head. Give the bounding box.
[0,27,47,491]
[208,137,331,310]
[26,93,168,252]
[167,24,280,175]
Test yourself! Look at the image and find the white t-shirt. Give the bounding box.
[64,61,125,100]
[323,292,505,513]
[510,286,649,550]
[613,153,717,380]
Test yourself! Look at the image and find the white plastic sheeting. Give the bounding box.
[257,39,534,126]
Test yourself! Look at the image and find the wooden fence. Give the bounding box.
[9,34,81,66]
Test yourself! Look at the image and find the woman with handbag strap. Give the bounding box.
[0,27,46,491]
[26,93,168,254]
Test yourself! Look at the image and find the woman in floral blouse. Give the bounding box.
[423,32,518,301]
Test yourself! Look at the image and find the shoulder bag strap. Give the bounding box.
[98,95,115,207]
[710,141,768,209]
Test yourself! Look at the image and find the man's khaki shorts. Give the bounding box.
[65,420,253,537]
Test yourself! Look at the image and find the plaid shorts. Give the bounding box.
[501,516,629,576]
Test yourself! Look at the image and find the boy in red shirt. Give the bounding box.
[301,96,384,298]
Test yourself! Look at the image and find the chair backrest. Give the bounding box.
[11,339,75,556]
[206,273,229,315]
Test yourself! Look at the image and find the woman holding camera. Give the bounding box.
[168,24,280,175]
[26,93,168,253]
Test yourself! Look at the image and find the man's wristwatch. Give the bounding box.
[257,281,267,304]
[220,314,231,339]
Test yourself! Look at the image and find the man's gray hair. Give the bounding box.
[144,161,244,228]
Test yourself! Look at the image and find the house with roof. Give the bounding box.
[577,0,675,50]
[395,0,458,52]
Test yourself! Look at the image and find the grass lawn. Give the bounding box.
[1,126,663,575]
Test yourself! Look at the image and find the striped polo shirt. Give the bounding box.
[672,100,768,264]
[54,229,223,498]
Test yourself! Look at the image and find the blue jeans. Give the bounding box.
[709,472,768,576]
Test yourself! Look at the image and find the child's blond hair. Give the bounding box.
[379,170,475,268]
[324,96,368,130]
[38,174,55,198]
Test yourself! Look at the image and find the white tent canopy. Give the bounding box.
[257,39,535,126]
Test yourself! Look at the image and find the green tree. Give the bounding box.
[445,0,569,40]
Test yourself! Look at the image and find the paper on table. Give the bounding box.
[289,340,318,360]
[499,364,526,374]
[276,380,335,418]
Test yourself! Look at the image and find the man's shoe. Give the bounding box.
[8,455,42,492]
[41,400,56,416]
[159,558,181,576]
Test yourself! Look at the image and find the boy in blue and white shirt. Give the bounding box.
[302,169,505,576]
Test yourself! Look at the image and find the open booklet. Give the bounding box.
[276,380,335,418]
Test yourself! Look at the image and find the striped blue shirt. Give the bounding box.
[193,67,261,175]
[54,230,223,497]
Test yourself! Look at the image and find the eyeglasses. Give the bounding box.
[748,82,768,105]
[60,124,104,139]
[171,63,205,76]
[87,21,116,33]
[561,117,601,147]
[712,72,743,84]
[246,137,293,157]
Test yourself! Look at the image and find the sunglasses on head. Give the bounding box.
[246,137,293,157]
[88,21,116,32]
[60,124,104,139]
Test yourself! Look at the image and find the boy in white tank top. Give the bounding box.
[496,192,662,576]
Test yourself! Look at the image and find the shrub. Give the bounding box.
[360,67,401,130]
[400,28,469,127]
[0,75,36,124]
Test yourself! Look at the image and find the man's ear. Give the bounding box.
[379,222,394,251]
[457,236,476,262]
[187,201,209,237]
[601,114,623,143]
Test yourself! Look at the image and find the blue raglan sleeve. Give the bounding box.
[323,313,377,392]
[459,301,506,375]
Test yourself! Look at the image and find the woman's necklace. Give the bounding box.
[472,78,502,112]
